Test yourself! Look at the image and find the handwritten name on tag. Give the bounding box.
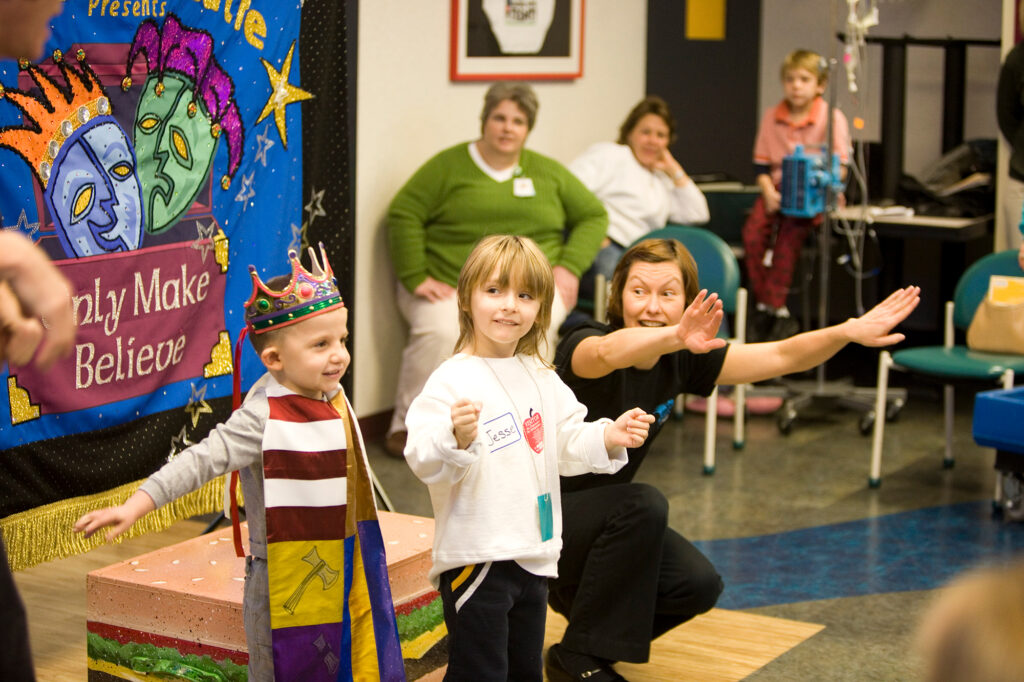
[483,411,522,452]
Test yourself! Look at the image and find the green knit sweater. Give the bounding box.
[388,142,608,291]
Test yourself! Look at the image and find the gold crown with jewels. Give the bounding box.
[244,243,344,334]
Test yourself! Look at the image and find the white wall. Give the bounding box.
[997,0,1017,248]
[760,0,1001,178]
[353,1,646,417]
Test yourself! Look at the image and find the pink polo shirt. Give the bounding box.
[753,96,850,187]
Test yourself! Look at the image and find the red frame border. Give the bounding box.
[449,0,585,81]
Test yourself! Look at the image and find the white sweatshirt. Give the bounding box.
[404,353,627,586]
[569,141,710,246]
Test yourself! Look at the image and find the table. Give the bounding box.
[830,207,993,334]
[832,206,992,242]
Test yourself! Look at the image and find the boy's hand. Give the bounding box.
[605,407,656,451]
[844,286,921,347]
[675,289,727,354]
[73,491,156,542]
[452,398,482,450]
[763,187,782,215]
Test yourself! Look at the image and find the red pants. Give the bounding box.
[741,196,820,309]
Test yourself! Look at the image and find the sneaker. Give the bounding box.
[685,396,736,418]
[745,396,784,415]
[545,644,627,682]
[747,309,775,343]
[384,430,406,458]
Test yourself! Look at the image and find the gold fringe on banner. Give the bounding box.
[1,476,239,572]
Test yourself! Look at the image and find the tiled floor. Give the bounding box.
[367,381,1024,681]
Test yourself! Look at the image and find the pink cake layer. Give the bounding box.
[86,511,436,651]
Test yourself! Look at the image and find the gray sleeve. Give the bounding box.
[140,388,269,509]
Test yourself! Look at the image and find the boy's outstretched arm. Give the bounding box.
[604,407,656,451]
[73,490,157,543]
[717,286,920,386]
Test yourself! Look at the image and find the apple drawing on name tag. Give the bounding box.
[523,408,544,453]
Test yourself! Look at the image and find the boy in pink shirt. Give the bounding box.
[742,49,850,341]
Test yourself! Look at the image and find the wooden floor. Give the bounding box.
[13,518,211,681]
[544,609,823,682]
[14,518,823,681]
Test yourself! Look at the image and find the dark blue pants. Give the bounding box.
[439,560,547,681]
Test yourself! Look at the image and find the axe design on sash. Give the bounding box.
[282,545,340,615]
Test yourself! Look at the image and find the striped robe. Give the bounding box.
[262,382,405,681]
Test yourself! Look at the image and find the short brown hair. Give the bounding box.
[917,560,1024,682]
[781,49,827,86]
[247,274,291,354]
[617,95,677,146]
[455,234,554,362]
[480,82,539,132]
[606,238,699,329]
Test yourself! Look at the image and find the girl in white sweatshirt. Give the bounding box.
[404,234,654,681]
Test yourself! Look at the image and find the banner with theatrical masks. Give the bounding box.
[0,0,317,566]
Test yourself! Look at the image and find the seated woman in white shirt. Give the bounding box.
[569,95,709,294]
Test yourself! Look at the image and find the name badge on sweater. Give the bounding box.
[483,412,522,453]
[513,177,535,197]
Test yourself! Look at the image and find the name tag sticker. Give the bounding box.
[513,177,535,197]
[482,411,522,453]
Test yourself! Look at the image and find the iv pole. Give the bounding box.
[775,55,905,435]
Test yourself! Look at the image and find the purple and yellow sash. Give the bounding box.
[263,382,405,681]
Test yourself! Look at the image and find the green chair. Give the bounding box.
[869,249,1024,487]
[629,224,748,474]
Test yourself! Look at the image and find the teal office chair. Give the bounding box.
[608,225,748,474]
[869,249,1024,487]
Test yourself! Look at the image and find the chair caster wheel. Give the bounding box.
[868,477,881,489]
[776,409,796,435]
[943,458,955,470]
[858,411,875,436]
[885,398,905,422]
[702,465,715,476]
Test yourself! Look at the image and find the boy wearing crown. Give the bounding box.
[74,245,406,682]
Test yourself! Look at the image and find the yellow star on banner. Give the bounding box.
[257,41,314,150]
[184,382,214,428]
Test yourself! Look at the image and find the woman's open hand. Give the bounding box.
[844,286,921,347]
[675,289,727,354]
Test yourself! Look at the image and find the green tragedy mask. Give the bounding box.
[134,72,218,234]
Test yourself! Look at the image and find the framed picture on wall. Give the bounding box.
[450,0,585,81]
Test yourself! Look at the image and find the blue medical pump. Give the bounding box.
[780,144,844,218]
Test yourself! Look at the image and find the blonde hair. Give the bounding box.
[455,234,554,362]
[606,238,699,329]
[917,560,1024,682]
[781,49,827,86]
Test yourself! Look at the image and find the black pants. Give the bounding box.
[439,560,547,682]
[549,483,723,663]
[1,536,35,681]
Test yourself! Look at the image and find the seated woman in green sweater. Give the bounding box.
[385,82,608,457]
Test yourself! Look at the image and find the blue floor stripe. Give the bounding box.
[694,501,1024,609]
